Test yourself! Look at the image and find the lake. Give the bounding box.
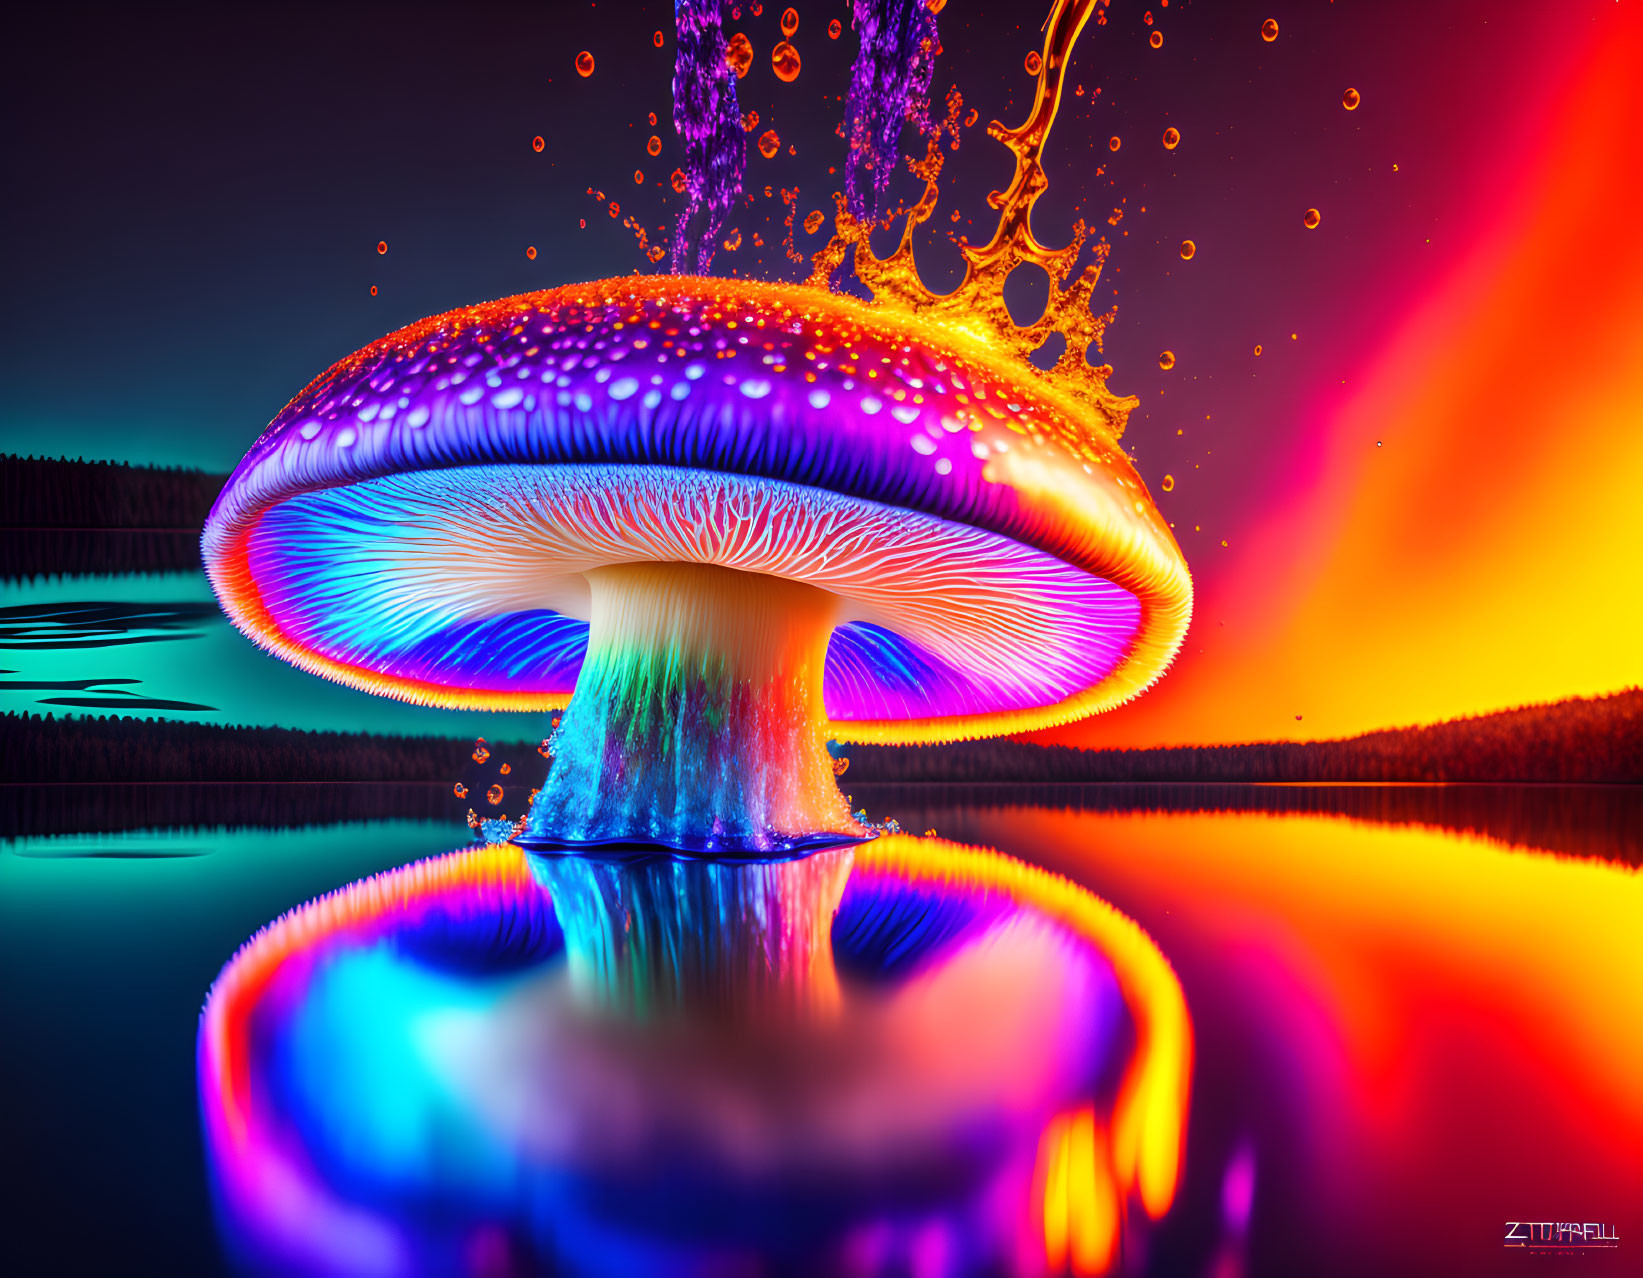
[2,791,1635,1276]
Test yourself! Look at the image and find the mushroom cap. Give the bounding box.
[204,277,1191,744]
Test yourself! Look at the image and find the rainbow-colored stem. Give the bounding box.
[521,562,863,855]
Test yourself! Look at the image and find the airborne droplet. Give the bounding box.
[1253,343,1263,356]
[526,245,537,259]
[781,6,798,36]
[376,240,387,255]
[454,783,467,799]
[1162,126,1180,149]
[1303,207,1321,229]
[653,30,664,48]
[771,40,801,82]
[634,169,644,184]
[758,128,781,159]
[723,227,742,251]
[575,50,595,76]
[1261,18,1278,42]
[671,168,687,193]
[1161,474,1175,492]
[532,135,545,153]
[486,785,504,806]
[1158,350,1176,370]
[828,18,841,39]
[803,209,825,234]
[1342,87,1361,110]
[1150,30,1163,49]
[1024,51,1043,76]
[472,740,490,764]
[369,285,377,296]
[1179,239,1196,260]
[1109,135,1121,151]
[725,32,753,77]
[647,135,662,156]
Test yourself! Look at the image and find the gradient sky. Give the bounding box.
[5,1,1638,746]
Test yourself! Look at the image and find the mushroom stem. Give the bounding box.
[523,561,863,854]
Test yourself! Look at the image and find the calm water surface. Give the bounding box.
[2,795,1636,1277]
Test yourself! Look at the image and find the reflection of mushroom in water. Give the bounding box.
[203,279,1191,853]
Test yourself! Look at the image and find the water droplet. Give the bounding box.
[1158,350,1176,370]
[1150,30,1163,48]
[1025,51,1043,76]
[803,209,825,234]
[486,785,504,806]
[1179,239,1196,260]
[531,135,545,153]
[1261,18,1278,41]
[725,32,753,77]
[575,49,595,76]
[472,740,490,764]
[1303,207,1321,229]
[634,169,644,184]
[1109,135,1122,151]
[454,783,467,798]
[499,763,511,775]
[758,128,781,158]
[927,0,946,13]
[723,227,742,251]
[369,284,378,296]
[1376,440,1383,447]
[771,40,801,82]
[833,756,850,776]
[965,107,979,128]
[828,18,841,39]
[647,135,662,156]
[1342,87,1361,110]
[526,245,537,259]
[648,112,657,126]
[653,30,664,48]
[1161,473,1175,492]
[671,167,687,193]
[781,6,798,36]
[1162,126,1180,149]
[1253,343,1263,356]
[376,240,387,255]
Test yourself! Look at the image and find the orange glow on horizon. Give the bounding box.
[1048,6,1643,749]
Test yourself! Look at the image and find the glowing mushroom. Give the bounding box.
[203,278,1191,853]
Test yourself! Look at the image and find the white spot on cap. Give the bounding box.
[860,396,882,415]
[609,377,639,401]
[739,379,771,399]
[670,381,690,401]
[335,427,357,448]
[808,389,831,410]
[642,389,662,409]
[891,405,920,425]
[685,363,706,380]
[910,436,937,456]
[491,386,524,409]
[934,457,953,475]
[298,420,322,440]
[405,406,430,428]
[458,385,485,406]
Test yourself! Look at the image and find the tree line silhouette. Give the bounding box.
[1,454,225,576]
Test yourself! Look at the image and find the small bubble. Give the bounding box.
[376,240,387,255]
[647,135,662,156]
[485,785,504,806]
[531,135,545,153]
[1303,207,1321,229]
[1376,440,1383,447]
[1150,30,1163,48]
[369,284,378,296]
[923,828,937,838]
[634,169,644,184]
[1161,474,1175,492]
[833,756,851,776]
[1109,135,1121,151]
[1025,51,1043,76]
[758,128,781,159]
[671,167,687,193]
[472,740,490,764]
[575,50,595,76]
[1261,18,1278,41]
[499,763,511,775]
[1162,126,1180,149]
[725,32,753,77]
[965,107,979,128]
[653,30,664,47]
[454,783,467,798]
[771,40,801,82]
[1253,343,1263,356]
[803,209,825,234]
[828,18,841,39]
[1179,239,1196,260]
[781,6,798,36]
[723,227,742,251]
[526,245,537,259]
[1158,350,1176,370]
[1342,87,1361,110]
